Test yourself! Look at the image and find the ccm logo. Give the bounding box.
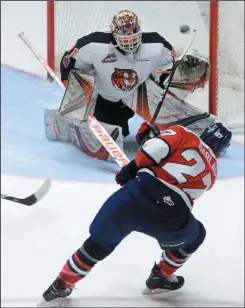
[92,125,128,166]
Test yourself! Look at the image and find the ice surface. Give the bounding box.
[1,66,244,307]
[1,67,244,181]
[1,174,244,307]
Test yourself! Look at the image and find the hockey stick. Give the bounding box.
[151,30,197,124]
[18,32,130,168]
[1,179,51,206]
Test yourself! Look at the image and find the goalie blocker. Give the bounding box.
[44,49,218,162]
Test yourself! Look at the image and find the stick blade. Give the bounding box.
[1,179,51,206]
[34,179,51,202]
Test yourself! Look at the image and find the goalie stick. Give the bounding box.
[151,30,197,124]
[18,32,130,168]
[1,179,51,206]
[139,30,202,146]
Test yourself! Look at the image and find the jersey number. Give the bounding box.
[162,149,212,199]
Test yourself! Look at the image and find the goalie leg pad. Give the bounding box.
[68,120,124,161]
[44,107,124,161]
[44,106,70,142]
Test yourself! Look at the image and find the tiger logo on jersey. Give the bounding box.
[111,68,138,92]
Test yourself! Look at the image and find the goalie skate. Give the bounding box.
[142,263,185,295]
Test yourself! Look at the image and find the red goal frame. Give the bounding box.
[47,0,220,116]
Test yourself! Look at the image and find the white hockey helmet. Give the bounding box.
[111,10,142,54]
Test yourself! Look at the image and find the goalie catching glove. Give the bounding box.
[136,121,161,146]
[176,49,210,88]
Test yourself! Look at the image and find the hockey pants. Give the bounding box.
[89,172,205,251]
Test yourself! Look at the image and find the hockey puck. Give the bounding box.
[180,25,190,33]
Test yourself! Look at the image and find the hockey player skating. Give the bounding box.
[42,121,232,302]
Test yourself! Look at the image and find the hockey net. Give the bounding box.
[48,1,244,131]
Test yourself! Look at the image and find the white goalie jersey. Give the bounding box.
[45,31,214,162]
[60,31,175,102]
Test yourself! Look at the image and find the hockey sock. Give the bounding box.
[158,249,191,278]
[57,245,97,288]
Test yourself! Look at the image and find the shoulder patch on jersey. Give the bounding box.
[62,54,70,68]
[141,32,173,51]
[76,32,112,50]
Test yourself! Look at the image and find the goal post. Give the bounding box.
[47,0,55,81]
[46,0,244,130]
[209,0,244,130]
[209,0,218,117]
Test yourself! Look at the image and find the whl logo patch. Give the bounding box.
[102,53,117,63]
[63,54,70,68]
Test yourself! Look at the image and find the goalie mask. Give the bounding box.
[111,10,141,54]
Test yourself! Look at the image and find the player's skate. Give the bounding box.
[42,278,73,302]
[142,263,185,295]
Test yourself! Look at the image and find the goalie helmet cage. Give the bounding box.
[47,0,244,131]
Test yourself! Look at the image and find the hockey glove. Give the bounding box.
[136,121,161,146]
[183,54,201,68]
[115,159,140,186]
